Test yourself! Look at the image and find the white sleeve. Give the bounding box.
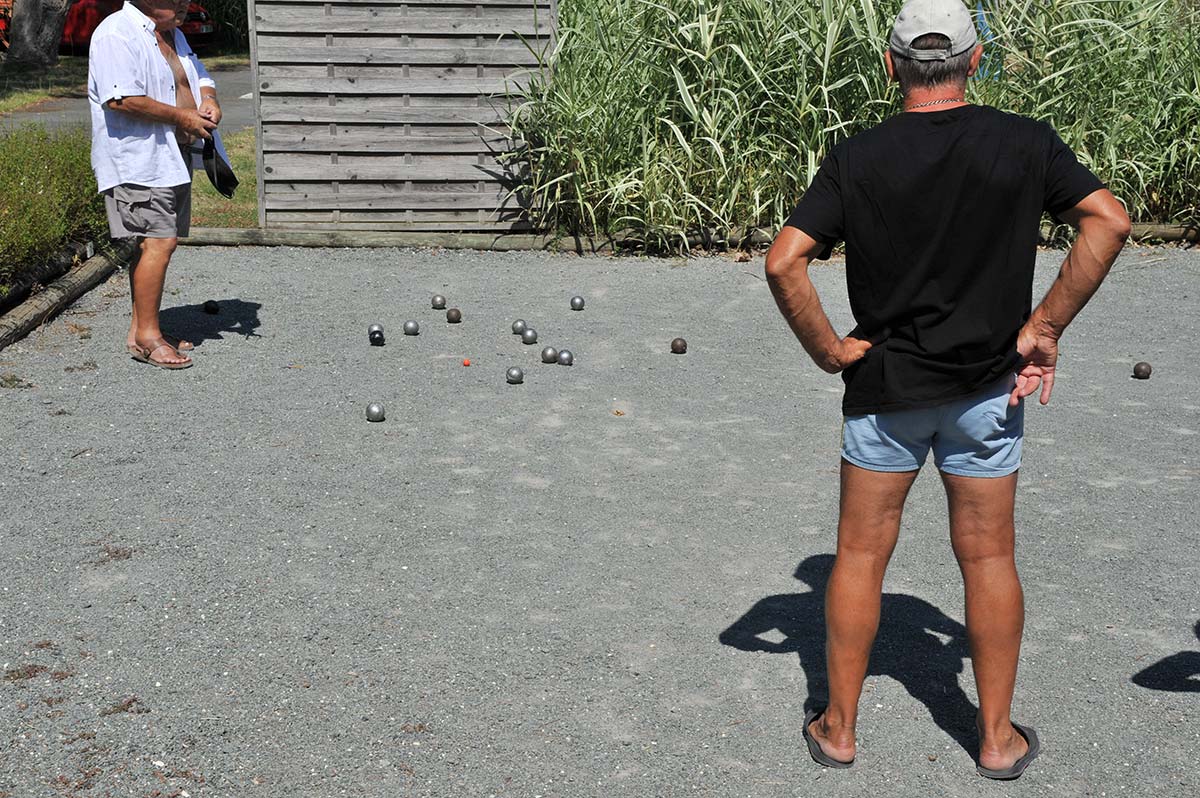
[89,32,146,104]
[178,30,216,91]
[195,57,216,91]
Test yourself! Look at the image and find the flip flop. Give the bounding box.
[803,708,855,768]
[129,338,193,370]
[126,335,192,355]
[976,722,1040,780]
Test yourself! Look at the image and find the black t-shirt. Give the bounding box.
[784,104,1104,415]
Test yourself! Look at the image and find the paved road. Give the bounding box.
[0,246,1197,797]
[0,66,255,133]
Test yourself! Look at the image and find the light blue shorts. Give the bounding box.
[842,375,1023,478]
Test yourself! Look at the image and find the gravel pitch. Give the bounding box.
[1,245,1197,797]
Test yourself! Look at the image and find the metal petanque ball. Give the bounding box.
[570,295,585,311]
[512,319,527,335]
[557,349,574,366]
[431,294,446,310]
[1133,361,1152,380]
[506,366,524,384]
[671,337,688,354]
[366,403,386,422]
[203,299,220,314]
[522,328,538,345]
[368,324,385,346]
[403,320,420,336]
[446,308,462,323]
[541,346,558,364]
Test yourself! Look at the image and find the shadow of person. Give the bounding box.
[1132,621,1200,692]
[158,299,263,348]
[719,553,979,755]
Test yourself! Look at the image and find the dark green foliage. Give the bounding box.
[202,0,250,49]
[0,125,107,304]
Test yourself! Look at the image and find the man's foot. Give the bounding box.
[804,709,856,766]
[130,337,193,369]
[127,333,193,352]
[976,718,1030,772]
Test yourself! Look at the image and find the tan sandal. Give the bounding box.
[130,338,193,369]
[126,335,193,355]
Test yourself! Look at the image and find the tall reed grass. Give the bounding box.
[510,0,1200,246]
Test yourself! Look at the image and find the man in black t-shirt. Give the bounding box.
[764,0,1130,781]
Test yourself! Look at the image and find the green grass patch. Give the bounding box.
[0,124,107,306]
[201,50,252,71]
[511,0,1200,245]
[0,51,247,116]
[191,127,258,228]
[0,56,89,115]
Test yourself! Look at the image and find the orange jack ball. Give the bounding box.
[463,358,471,367]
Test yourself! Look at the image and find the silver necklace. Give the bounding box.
[907,97,966,110]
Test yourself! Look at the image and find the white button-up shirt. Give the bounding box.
[88,2,226,192]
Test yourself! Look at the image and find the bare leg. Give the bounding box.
[127,246,141,348]
[808,461,918,763]
[127,239,191,353]
[940,471,1029,771]
[130,237,189,366]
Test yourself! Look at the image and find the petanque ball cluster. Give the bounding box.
[364,295,597,418]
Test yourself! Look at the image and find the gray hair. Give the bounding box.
[890,33,974,94]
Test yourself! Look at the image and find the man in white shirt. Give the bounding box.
[89,0,223,369]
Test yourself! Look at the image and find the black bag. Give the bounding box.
[202,135,239,199]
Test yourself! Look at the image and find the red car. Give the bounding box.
[57,0,219,54]
[0,0,11,50]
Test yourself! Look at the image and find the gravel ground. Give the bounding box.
[0,245,1197,798]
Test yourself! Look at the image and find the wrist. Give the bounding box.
[1023,313,1061,341]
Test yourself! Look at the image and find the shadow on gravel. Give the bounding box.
[1131,621,1200,693]
[158,299,262,346]
[720,554,978,756]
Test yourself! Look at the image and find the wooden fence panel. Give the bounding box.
[250,0,554,232]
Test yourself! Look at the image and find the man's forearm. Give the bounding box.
[1028,217,1128,340]
[766,256,841,367]
[106,95,183,127]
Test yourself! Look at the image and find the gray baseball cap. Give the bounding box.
[889,0,978,61]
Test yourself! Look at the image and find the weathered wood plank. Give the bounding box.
[183,228,558,250]
[249,0,555,233]
[263,214,536,232]
[262,125,519,153]
[269,208,526,223]
[257,1,551,14]
[261,158,525,181]
[257,75,531,95]
[256,39,549,65]
[0,240,90,315]
[266,152,517,168]
[249,0,267,227]
[258,64,533,79]
[0,243,137,352]
[265,153,518,170]
[264,188,522,211]
[264,179,509,193]
[260,0,551,6]
[259,96,511,124]
[254,6,552,36]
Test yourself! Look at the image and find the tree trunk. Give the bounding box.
[6,0,73,67]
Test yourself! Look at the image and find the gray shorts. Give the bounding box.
[104,143,195,240]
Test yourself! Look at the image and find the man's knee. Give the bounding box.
[950,516,1016,566]
[141,236,179,257]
